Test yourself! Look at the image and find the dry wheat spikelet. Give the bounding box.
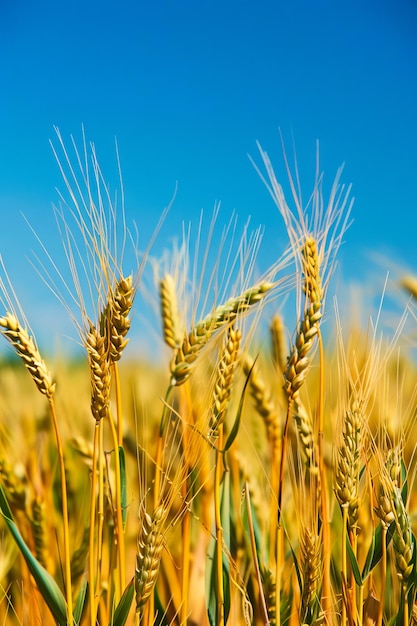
[299,524,322,623]
[86,321,111,422]
[171,282,273,386]
[135,504,167,615]
[100,274,134,362]
[159,273,181,349]
[0,312,55,398]
[242,354,280,451]
[210,325,241,434]
[334,404,362,530]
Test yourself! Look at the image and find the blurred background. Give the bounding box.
[0,0,416,356]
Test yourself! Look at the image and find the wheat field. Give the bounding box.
[0,132,416,626]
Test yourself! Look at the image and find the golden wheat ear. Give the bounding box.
[135,505,167,616]
[171,281,274,386]
[0,313,55,398]
[85,321,111,423]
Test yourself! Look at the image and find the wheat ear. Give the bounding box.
[135,505,167,616]
[0,459,27,511]
[171,282,273,386]
[270,314,288,375]
[86,321,111,423]
[0,313,55,397]
[392,485,414,583]
[293,398,317,473]
[334,404,362,532]
[100,274,134,362]
[242,354,280,451]
[210,325,241,434]
[299,525,322,624]
[159,274,181,349]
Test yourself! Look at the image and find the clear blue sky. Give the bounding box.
[0,0,416,354]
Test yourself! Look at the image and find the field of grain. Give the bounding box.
[0,134,416,626]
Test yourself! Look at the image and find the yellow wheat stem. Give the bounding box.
[107,404,126,597]
[341,505,348,626]
[214,423,225,626]
[180,477,191,626]
[96,420,105,611]
[89,422,100,626]
[48,398,73,626]
[378,526,387,626]
[317,329,332,620]
[275,524,283,626]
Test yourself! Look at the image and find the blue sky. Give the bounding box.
[0,0,416,354]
